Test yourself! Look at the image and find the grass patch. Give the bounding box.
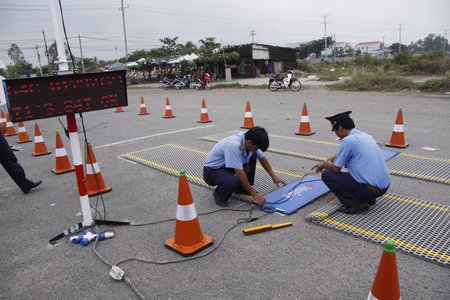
[417,76,450,92]
[329,69,416,91]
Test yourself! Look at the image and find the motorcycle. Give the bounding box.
[194,72,212,90]
[160,74,177,90]
[268,70,301,92]
[174,74,196,89]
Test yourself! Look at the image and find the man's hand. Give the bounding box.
[251,192,265,206]
[272,175,286,187]
[311,162,326,174]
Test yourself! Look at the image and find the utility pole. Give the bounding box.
[443,29,448,52]
[250,29,256,44]
[398,24,403,53]
[42,29,52,74]
[119,0,129,61]
[322,15,329,59]
[78,34,85,73]
[49,0,69,72]
[115,47,119,62]
[35,45,43,76]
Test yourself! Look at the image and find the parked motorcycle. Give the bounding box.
[174,74,195,89]
[160,75,177,90]
[194,72,212,90]
[268,70,301,92]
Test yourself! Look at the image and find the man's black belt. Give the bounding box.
[366,184,387,197]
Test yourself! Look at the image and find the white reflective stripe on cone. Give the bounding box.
[245,112,252,117]
[201,108,208,113]
[176,203,197,221]
[166,105,171,110]
[7,121,13,126]
[301,116,310,122]
[367,291,377,300]
[0,118,5,123]
[86,162,100,174]
[34,135,44,142]
[18,127,26,133]
[55,148,67,157]
[140,104,145,108]
[393,124,404,132]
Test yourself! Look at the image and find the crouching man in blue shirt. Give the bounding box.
[203,127,286,207]
[312,111,391,214]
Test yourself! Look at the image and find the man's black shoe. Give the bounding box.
[24,180,42,194]
[338,201,369,214]
[368,198,376,206]
[213,190,228,207]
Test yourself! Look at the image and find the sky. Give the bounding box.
[0,0,449,68]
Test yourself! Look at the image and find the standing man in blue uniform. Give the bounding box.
[0,122,42,194]
[312,111,390,214]
[203,127,286,207]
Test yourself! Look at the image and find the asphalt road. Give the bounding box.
[1,86,449,299]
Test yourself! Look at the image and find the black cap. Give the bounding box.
[325,111,352,130]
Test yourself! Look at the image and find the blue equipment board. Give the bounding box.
[261,175,330,215]
[381,149,399,161]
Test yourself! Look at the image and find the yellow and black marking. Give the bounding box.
[200,131,450,185]
[243,221,293,235]
[120,144,303,203]
[305,195,450,266]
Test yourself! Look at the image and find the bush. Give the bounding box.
[298,60,320,73]
[329,68,416,91]
[418,76,450,91]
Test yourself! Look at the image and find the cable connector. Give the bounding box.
[109,265,125,281]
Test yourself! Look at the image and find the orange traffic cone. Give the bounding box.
[86,142,112,197]
[32,123,51,156]
[197,99,212,123]
[295,103,315,136]
[138,97,149,115]
[165,170,214,256]
[163,97,175,118]
[115,106,124,113]
[241,101,255,129]
[16,122,32,143]
[368,240,401,300]
[52,132,75,174]
[5,114,18,136]
[385,108,409,148]
[0,111,6,127]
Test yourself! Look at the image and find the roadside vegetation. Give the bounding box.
[299,52,450,92]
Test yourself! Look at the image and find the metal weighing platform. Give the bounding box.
[200,131,450,185]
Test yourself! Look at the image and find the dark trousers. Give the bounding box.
[321,169,386,208]
[203,154,256,202]
[0,136,34,193]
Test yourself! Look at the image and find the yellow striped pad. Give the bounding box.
[199,131,450,185]
[306,195,450,266]
[120,144,304,204]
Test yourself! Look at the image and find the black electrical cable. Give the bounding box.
[91,204,265,300]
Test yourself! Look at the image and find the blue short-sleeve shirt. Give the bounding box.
[204,133,265,169]
[334,129,391,189]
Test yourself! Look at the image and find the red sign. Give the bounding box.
[4,70,127,122]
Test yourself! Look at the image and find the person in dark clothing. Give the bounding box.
[0,123,42,194]
[203,127,285,207]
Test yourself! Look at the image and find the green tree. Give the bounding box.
[0,68,6,78]
[297,37,333,59]
[178,41,198,55]
[160,37,180,56]
[6,61,33,78]
[127,49,150,62]
[389,43,408,54]
[7,43,25,63]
